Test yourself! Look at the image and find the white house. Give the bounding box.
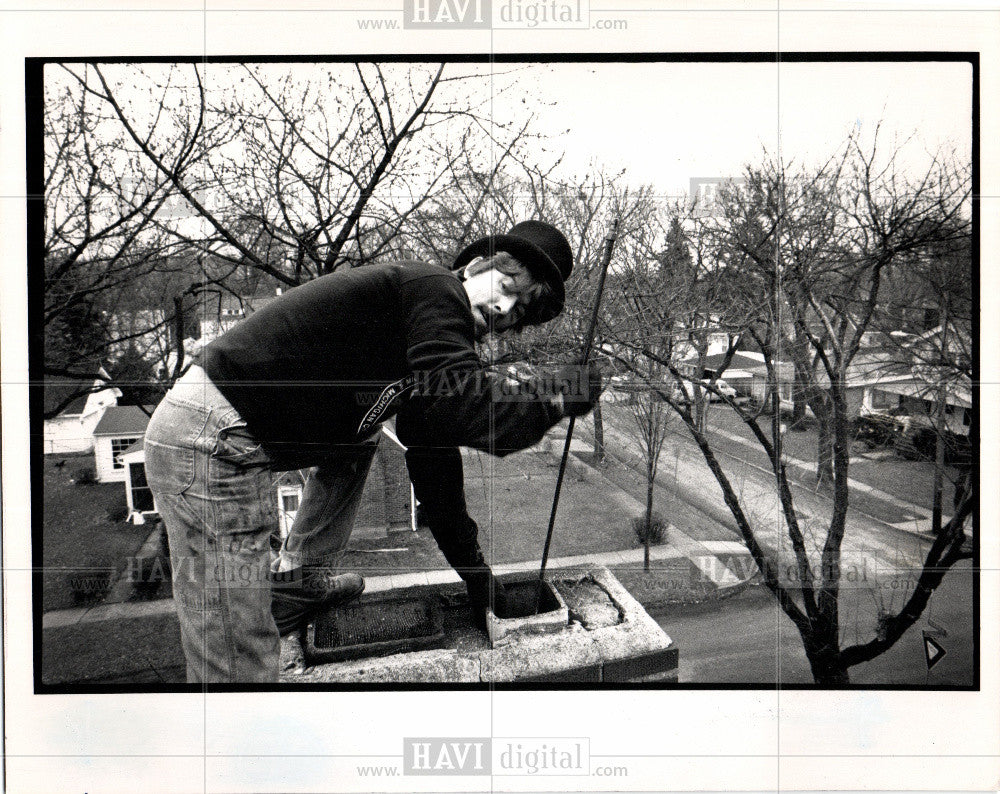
[160,290,284,380]
[43,369,121,454]
[747,359,797,411]
[862,376,973,435]
[92,405,153,483]
[197,289,282,345]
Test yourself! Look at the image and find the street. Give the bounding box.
[652,560,975,685]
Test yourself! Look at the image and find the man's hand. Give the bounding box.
[556,360,605,417]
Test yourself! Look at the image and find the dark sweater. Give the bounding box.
[197,261,563,470]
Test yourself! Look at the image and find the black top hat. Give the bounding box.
[452,220,573,325]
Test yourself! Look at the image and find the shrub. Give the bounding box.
[632,512,667,546]
[896,427,937,461]
[895,427,972,465]
[944,432,973,467]
[107,505,129,523]
[853,414,903,448]
[72,465,97,485]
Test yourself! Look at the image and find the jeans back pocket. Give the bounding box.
[214,419,266,464]
[144,399,210,495]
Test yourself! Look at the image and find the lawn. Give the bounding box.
[705,409,961,511]
[41,454,152,611]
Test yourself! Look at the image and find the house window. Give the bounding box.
[779,380,793,401]
[111,436,142,469]
[869,389,898,411]
[277,485,303,540]
[129,462,155,512]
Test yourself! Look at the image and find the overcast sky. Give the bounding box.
[45,58,973,225]
[500,60,972,196]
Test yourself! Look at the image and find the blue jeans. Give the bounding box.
[145,365,376,683]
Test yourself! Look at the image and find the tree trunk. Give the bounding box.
[694,390,707,434]
[791,328,810,426]
[644,464,654,572]
[816,417,834,489]
[171,295,185,381]
[792,395,807,426]
[932,385,947,534]
[593,401,606,461]
[933,304,950,534]
[804,632,850,684]
[807,651,851,685]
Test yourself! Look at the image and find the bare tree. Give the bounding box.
[873,223,973,532]
[43,69,199,416]
[42,62,548,411]
[604,135,973,683]
[623,365,673,571]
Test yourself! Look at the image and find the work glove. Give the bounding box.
[555,360,605,418]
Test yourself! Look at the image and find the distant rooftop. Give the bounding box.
[700,351,765,373]
[93,405,155,436]
[44,364,117,416]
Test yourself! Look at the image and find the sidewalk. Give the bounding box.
[42,537,752,630]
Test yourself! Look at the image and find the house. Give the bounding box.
[160,289,285,379]
[844,325,972,433]
[697,351,764,397]
[673,327,734,366]
[43,368,121,454]
[92,405,153,483]
[746,356,916,418]
[741,330,973,434]
[747,359,797,410]
[860,375,972,435]
[198,289,282,343]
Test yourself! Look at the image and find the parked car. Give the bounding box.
[854,412,904,448]
[699,377,739,402]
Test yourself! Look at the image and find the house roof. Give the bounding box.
[93,405,155,436]
[873,378,973,409]
[216,290,280,316]
[58,392,91,415]
[700,352,765,373]
[43,365,118,416]
[121,438,145,459]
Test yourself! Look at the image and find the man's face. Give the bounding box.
[462,264,536,338]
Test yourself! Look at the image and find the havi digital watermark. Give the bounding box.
[403,0,589,28]
[403,737,591,776]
